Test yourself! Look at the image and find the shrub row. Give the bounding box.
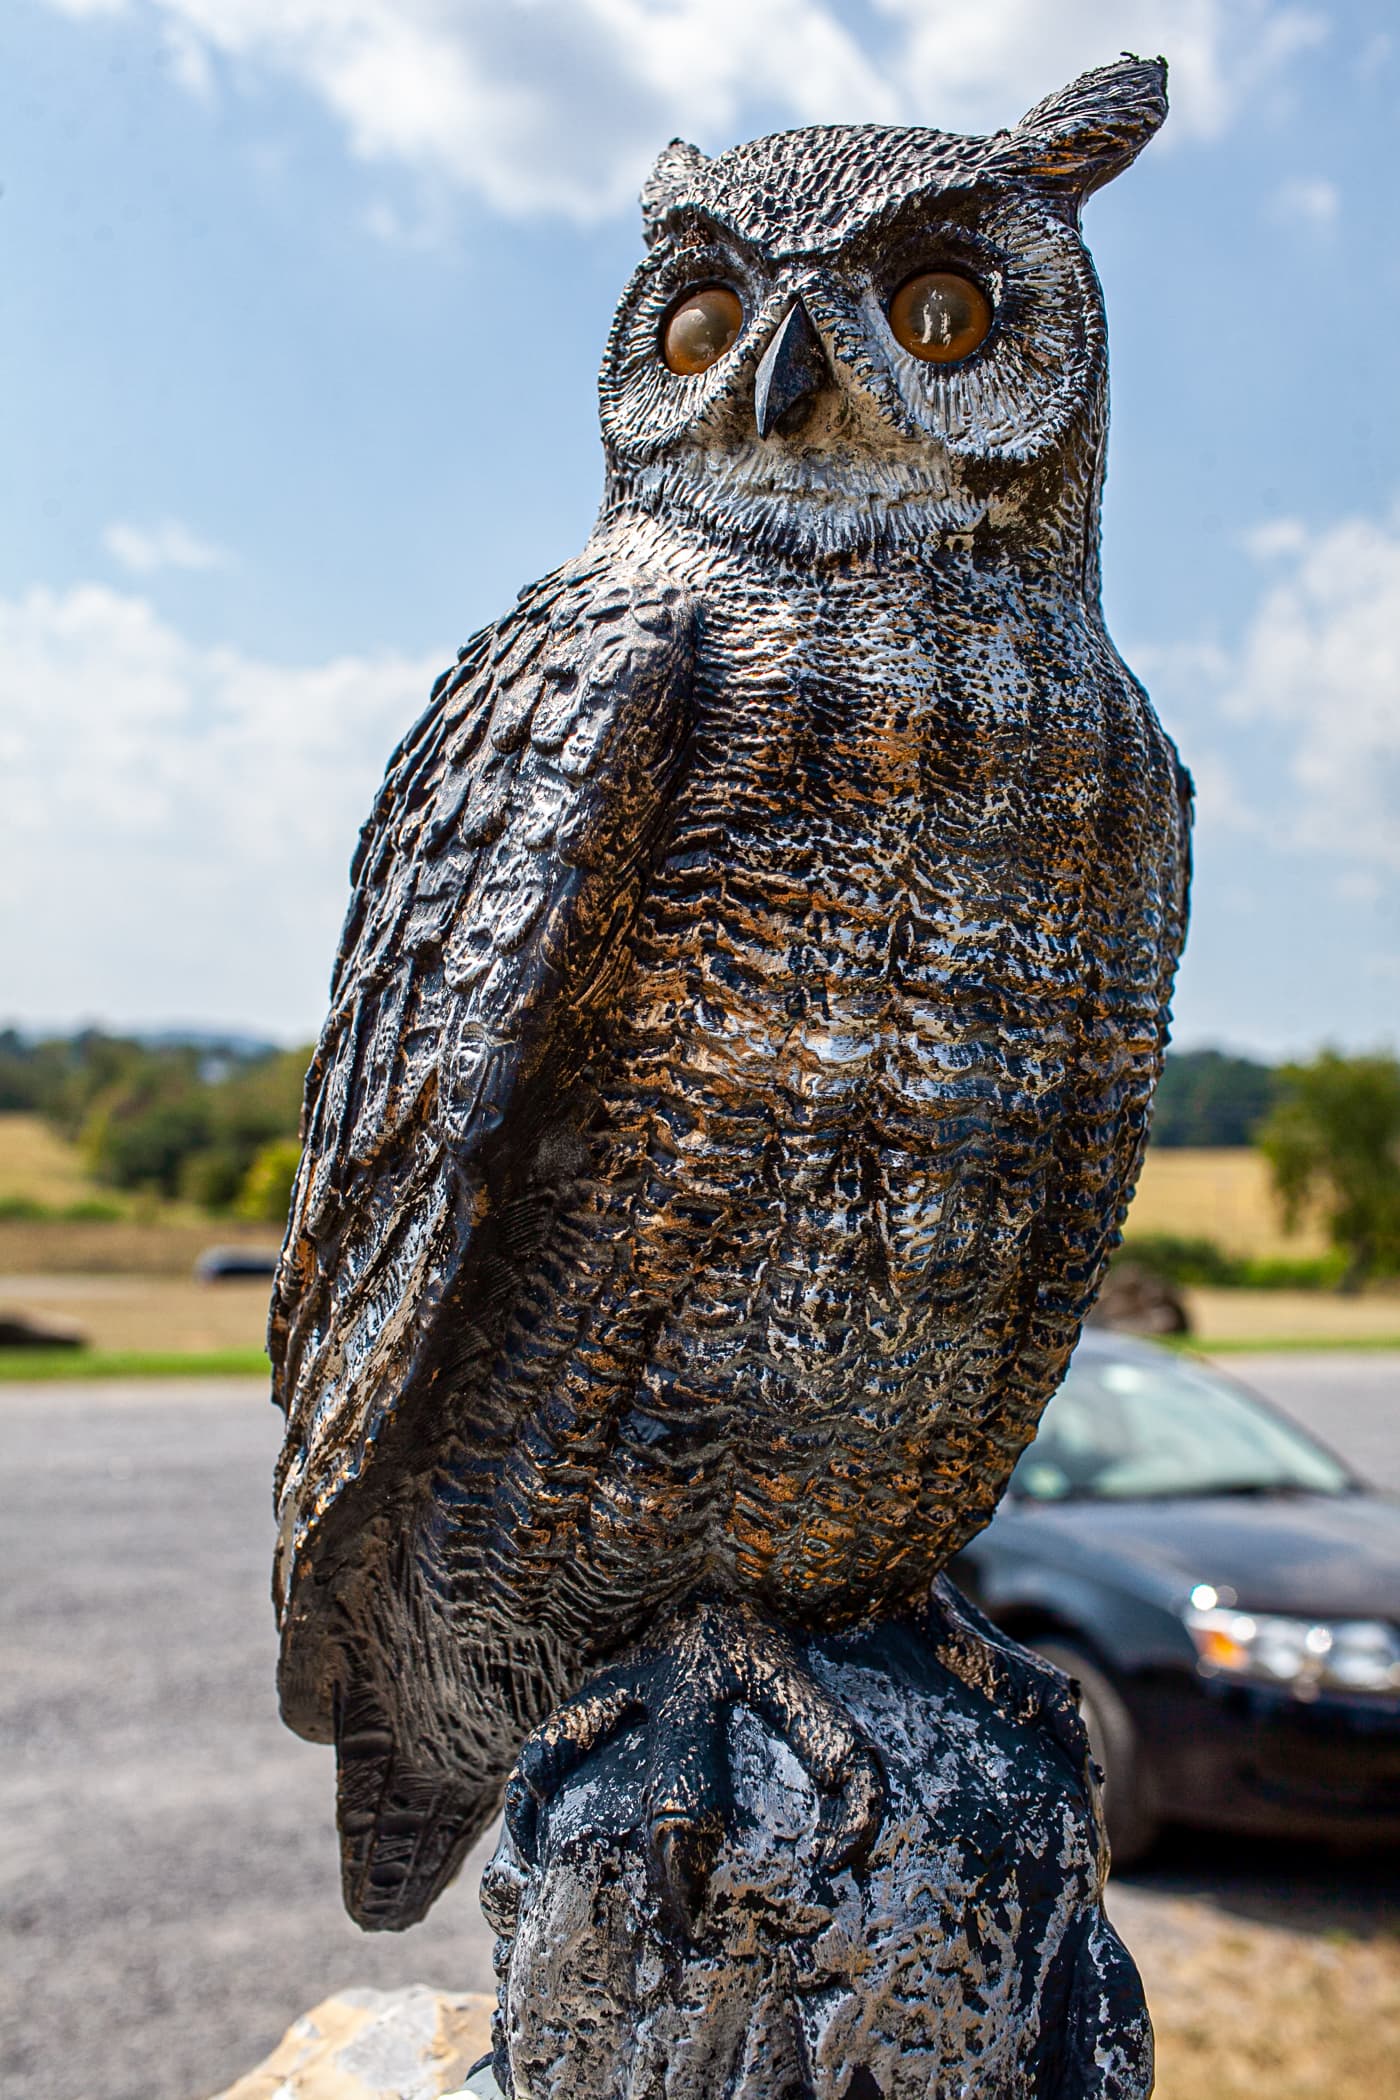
[0,1195,125,1222]
[1115,1233,1348,1292]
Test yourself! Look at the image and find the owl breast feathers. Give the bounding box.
[270,54,1190,1932]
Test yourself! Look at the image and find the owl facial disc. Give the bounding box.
[754,299,831,440]
[601,60,1171,560]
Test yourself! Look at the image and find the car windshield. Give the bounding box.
[1010,1348,1354,1502]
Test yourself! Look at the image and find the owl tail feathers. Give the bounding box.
[333,1671,496,1931]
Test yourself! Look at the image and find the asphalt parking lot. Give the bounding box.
[1,1354,1396,2100]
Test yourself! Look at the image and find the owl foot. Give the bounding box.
[504,1597,884,1928]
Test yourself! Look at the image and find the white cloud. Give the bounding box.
[103,518,233,574]
[1271,174,1340,229]
[1334,868,1382,906]
[39,0,1327,221]
[1357,31,1392,78]
[1240,516,1309,560]
[1222,509,1400,874]
[0,582,440,1036]
[161,18,217,99]
[874,0,1325,140]
[1133,636,1232,685]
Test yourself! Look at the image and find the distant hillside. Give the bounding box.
[0,1027,308,1216]
[1151,1049,1281,1148]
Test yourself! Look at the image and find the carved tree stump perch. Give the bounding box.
[482,1584,1151,2100]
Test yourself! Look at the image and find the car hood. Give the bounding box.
[1018,1491,1400,1619]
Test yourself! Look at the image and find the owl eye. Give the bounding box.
[888,272,992,364]
[662,286,744,376]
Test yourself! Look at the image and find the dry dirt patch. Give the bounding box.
[0,1272,272,1353]
[1111,1887,1400,2100]
[0,1217,280,1274]
[1186,1284,1400,1343]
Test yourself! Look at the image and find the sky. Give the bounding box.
[2,0,1398,1059]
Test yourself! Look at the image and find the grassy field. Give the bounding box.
[0,1114,279,1272]
[1182,1285,1400,1345]
[0,1347,270,1380]
[1126,1146,1329,1258]
[0,1112,102,1207]
[0,1269,1394,1376]
[3,1122,1320,1257]
[0,1114,276,1367]
[0,1112,232,1225]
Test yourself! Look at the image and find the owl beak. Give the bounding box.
[753,298,831,439]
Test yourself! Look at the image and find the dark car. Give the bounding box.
[194,1244,280,1282]
[950,1329,1400,1863]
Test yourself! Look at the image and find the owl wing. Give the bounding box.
[269,555,694,1647]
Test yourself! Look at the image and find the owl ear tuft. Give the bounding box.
[640,139,710,246]
[1005,55,1168,209]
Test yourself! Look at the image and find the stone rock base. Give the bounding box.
[210,1985,495,2100]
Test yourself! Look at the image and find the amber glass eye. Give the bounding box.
[662,286,744,375]
[888,271,992,364]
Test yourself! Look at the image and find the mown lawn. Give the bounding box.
[0,1348,270,1380]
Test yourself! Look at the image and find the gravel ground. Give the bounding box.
[1,1355,1396,2100]
[0,1378,499,2100]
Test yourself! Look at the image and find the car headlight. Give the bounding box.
[1184,1596,1400,1697]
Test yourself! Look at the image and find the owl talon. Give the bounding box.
[504,1668,645,1865]
[503,1599,884,1928]
[816,1738,885,1873]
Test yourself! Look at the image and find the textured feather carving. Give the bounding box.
[270,560,693,1639]
[270,61,1190,1955]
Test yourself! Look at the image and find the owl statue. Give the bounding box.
[270,54,1191,1942]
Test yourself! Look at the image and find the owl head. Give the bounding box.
[598,57,1166,575]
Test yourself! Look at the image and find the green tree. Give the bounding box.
[1151,1048,1280,1147]
[181,1145,250,1212]
[52,1030,164,1138]
[80,1048,213,1197]
[210,1048,308,1166]
[1257,1051,1400,1289]
[236,1137,303,1225]
[74,1038,311,1209]
[0,1030,71,1113]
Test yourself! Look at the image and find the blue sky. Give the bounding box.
[3,0,1397,1057]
